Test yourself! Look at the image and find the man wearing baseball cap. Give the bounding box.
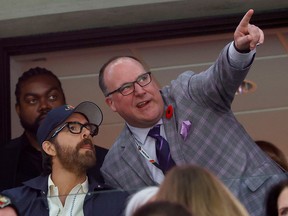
[1,101,128,216]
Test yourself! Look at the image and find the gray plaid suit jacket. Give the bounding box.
[101,43,287,216]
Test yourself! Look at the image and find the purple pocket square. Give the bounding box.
[180,120,191,141]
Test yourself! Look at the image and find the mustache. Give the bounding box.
[77,138,94,149]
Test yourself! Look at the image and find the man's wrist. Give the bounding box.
[233,41,251,53]
[228,42,256,69]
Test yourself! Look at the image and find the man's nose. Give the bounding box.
[134,82,145,95]
[82,126,92,138]
[38,99,52,112]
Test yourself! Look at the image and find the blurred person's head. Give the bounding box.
[255,140,288,171]
[132,201,193,216]
[266,179,288,216]
[155,165,249,216]
[15,67,66,136]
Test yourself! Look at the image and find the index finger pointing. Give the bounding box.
[239,9,254,28]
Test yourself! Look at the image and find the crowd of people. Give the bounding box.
[0,9,287,216]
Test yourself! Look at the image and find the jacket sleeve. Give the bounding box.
[2,186,48,216]
[168,42,254,113]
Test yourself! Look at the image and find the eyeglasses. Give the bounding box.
[51,121,99,139]
[105,72,152,97]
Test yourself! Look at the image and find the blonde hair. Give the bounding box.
[155,165,249,216]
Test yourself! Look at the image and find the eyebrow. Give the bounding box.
[23,87,61,97]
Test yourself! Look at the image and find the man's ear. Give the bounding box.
[42,141,57,156]
[105,97,117,112]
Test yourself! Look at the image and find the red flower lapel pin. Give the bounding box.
[165,105,173,119]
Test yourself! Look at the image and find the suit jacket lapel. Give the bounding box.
[120,127,155,185]
[162,103,186,164]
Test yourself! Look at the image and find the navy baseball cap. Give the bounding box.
[37,101,103,146]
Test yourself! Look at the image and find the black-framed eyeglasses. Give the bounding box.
[50,121,99,139]
[105,72,152,97]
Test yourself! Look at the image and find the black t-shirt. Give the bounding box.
[16,142,42,186]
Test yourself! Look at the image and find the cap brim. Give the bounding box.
[74,101,103,126]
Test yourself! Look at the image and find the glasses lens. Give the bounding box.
[86,123,99,137]
[119,83,134,96]
[67,122,82,134]
[67,122,99,136]
[119,72,151,96]
[137,73,151,87]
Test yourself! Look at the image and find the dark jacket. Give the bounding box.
[0,133,108,191]
[2,175,128,216]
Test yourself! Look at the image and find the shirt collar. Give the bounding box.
[127,119,163,145]
[48,174,89,196]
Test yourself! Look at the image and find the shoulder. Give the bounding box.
[1,178,47,216]
[4,134,29,152]
[108,127,133,152]
[22,175,48,191]
[161,71,196,95]
[101,127,135,168]
[4,136,24,149]
[1,182,39,207]
[2,176,48,201]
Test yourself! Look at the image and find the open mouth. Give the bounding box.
[81,145,93,151]
[80,139,94,151]
[136,100,149,108]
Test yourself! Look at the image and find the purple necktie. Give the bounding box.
[148,124,176,174]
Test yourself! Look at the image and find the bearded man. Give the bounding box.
[0,101,128,216]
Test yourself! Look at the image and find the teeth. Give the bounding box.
[137,101,147,107]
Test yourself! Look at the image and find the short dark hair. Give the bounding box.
[15,67,65,105]
[266,179,288,216]
[255,140,288,171]
[98,56,143,96]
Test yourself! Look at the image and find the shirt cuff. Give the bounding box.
[228,41,256,69]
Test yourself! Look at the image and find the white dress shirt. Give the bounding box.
[47,175,88,216]
[128,119,165,184]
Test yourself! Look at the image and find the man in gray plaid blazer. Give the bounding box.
[98,9,287,216]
